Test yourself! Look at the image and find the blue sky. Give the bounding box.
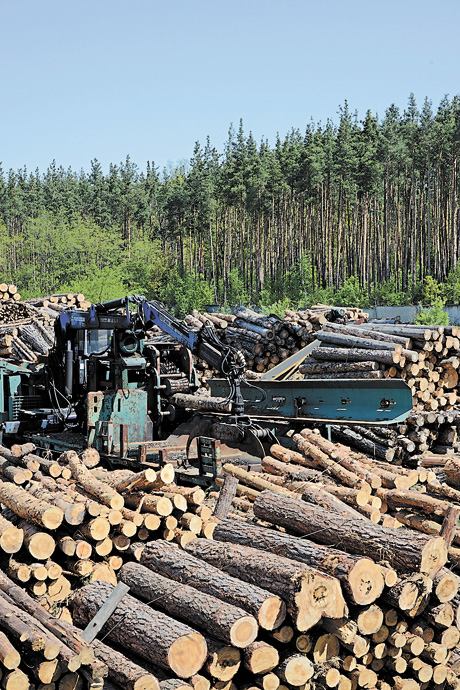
[1,0,459,175]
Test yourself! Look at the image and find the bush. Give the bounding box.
[414,298,449,326]
[333,276,370,308]
[261,297,294,318]
[161,270,215,318]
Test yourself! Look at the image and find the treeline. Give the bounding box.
[1,93,460,315]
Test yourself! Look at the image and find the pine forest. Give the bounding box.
[1,94,460,316]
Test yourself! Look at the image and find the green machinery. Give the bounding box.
[0,296,413,471]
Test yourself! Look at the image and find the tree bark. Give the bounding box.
[213,476,239,520]
[213,518,384,606]
[64,451,124,509]
[118,561,258,648]
[299,360,380,374]
[0,481,63,530]
[139,540,286,631]
[184,538,346,631]
[253,490,447,577]
[90,636,160,690]
[71,581,207,678]
[310,346,398,365]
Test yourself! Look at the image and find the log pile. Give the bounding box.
[190,430,460,690]
[184,304,367,375]
[24,292,91,311]
[2,428,460,688]
[0,291,92,363]
[305,321,460,408]
[0,282,21,302]
[300,320,460,461]
[0,442,227,688]
[0,443,221,609]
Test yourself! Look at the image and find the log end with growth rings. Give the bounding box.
[258,596,287,631]
[167,633,208,679]
[420,536,448,578]
[348,558,385,605]
[229,616,259,648]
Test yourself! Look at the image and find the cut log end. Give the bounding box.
[244,641,279,674]
[168,632,208,679]
[0,526,23,554]
[133,676,161,690]
[2,650,21,670]
[259,596,287,631]
[279,654,314,686]
[27,532,56,560]
[207,645,241,681]
[349,558,385,605]
[42,507,64,530]
[230,616,259,648]
[421,536,448,577]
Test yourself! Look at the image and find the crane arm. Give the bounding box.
[94,296,247,414]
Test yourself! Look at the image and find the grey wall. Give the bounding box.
[366,305,460,324]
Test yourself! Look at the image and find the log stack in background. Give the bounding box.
[183,304,368,376]
[0,282,22,302]
[0,290,92,364]
[301,319,460,462]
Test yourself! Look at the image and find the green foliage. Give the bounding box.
[421,275,442,305]
[261,297,294,318]
[222,268,251,308]
[332,277,370,308]
[161,270,215,318]
[62,266,127,303]
[414,298,449,325]
[441,262,460,304]
[369,278,412,306]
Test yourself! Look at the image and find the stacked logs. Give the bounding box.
[184,305,366,375]
[3,428,460,689]
[185,306,313,374]
[0,444,219,607]
[283,303,369,329]
[305,321,460,409]
[0,443,225,688]
[0,301,55,363]
[0,292,92,364]
[70,492,460,690]
[0,282,21,302]
[0,566,108,690]
[193,431,460,689]
[24,292,91,311]
[301,320,460,461]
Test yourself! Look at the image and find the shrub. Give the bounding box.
[414,298,449,326]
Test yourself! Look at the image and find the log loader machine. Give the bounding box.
[0,296,413,477]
